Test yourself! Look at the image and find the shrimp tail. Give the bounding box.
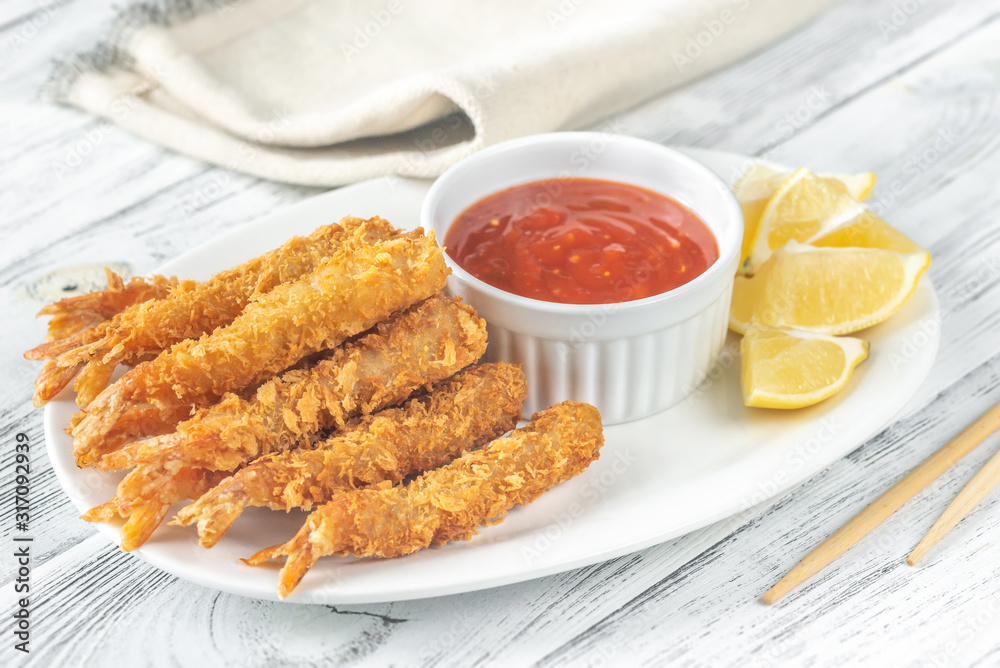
[170,480,248,548]
[32,361,84,407]
[120,502,170,552]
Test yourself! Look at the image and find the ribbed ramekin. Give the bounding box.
[421,133,743,424]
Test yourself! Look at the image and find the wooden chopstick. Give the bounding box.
[762,399,1000,605]
[907,446,1000,565]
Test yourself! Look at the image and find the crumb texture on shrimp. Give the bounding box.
[29,217,397,408]
[101,294,486,473]
[248,401,604,598]
[173,363,526,547]
[84,296,482,552]
[69,224,448,466]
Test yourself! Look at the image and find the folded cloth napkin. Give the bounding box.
[51,0,834,186]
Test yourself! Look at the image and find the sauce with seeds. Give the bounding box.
[444,177,718,304]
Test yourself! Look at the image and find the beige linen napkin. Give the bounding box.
[51,0,834,186]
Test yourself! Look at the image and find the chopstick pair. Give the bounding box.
[762,400,1000,605]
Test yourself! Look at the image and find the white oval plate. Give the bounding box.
[44,148,940,604]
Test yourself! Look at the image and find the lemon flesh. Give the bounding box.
[745,169,867,273]
[729,242,931,335]
[741,326,869,409]
[734,164,875,265]
[812,210,923,254]
[733,164,789,263]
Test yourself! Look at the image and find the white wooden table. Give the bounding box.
[4,1,1000,666]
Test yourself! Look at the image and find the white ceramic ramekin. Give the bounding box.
[422,133,743,424]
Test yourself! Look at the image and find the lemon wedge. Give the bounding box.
[742,168,871,274]
[733,165,875,266]
[733,164,790,262]
[741,326,869,408]
[730,241,931,335]
[812,209,923,254]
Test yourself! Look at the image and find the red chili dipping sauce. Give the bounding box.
[444,178,719,304]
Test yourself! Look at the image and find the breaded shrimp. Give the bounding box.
[29,217,397,408]
[28,270,181,406]
[100,295,487,472]
[83,297,480,551]
[247,401,604,598]
[172,363,526,547]
[71,225,449,466]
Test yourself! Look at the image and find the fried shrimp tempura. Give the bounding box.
[172,363,526,547]
[84,295,480,550]
[247,401,604,598]
[30,217,397,408]
[99,294,486,472]
[72,225,449,467]
[28,270,181,407]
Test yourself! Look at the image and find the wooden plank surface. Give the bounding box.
[3,0,1000,666]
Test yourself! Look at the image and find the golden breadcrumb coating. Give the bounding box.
[100,294,487,472]
[29,217,396,408]
[83,296,481,551]
[247,401,604,598]
[71,224,449,467]
[173,363,526,547]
